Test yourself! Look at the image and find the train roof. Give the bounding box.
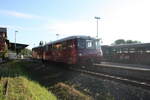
[32,45,43,49]
[45,35,96,46]
[110,43,150,49]
[32,35,97,49]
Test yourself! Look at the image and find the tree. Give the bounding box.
[126,40,141,44]
[20,48,32,56]
[126,40,133,44]
[112,39,141,45]
[114,39,126,45]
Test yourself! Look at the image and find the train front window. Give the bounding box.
[77,39,100,49]
[86,40,95,49]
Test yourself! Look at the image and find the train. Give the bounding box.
[101,43,150,65]
[0,28,8,61]
[32,36,103,65]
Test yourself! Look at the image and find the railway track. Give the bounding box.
[27,59,150,90]
[69,67,150,90]
[93,63,150,84]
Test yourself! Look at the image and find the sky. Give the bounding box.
[0,0,150,49]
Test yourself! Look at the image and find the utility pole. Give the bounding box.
[94,16,100,38]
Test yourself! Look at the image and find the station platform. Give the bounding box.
[95,62,150,71]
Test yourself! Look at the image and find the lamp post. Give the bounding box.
[15,30,18,54]
[94,16,100,38]
[56,33,59,40]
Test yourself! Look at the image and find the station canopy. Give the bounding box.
[9,42,28,51]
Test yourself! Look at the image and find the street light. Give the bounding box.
[56,33,59,40]
[15,30,18,54]
[94,16,101,38]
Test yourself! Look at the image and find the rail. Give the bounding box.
[69,67,150,90]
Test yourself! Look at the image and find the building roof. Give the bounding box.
[9,42,28,50]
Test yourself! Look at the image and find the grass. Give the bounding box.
[0,60,92,100]
[0,77,57,100]
[0,60,57,100]
[50,82,94,100]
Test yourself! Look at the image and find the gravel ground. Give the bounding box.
[23,60,150,100]
[69,72,150,100]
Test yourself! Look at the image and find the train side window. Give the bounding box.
[112,48,116,54]
[146,50,150,53]
[129,48,135,53]
[48,45,52,50]
[62,42,67,50]
[67,41,73,49]
[52,44,54,50]
[53,44,57,50]
[122,48,128,53]
[46,45,49,51]
[3,33,5,38]
[55,43,62,50]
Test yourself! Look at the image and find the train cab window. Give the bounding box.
[78,39,99,49]
[86,40,96,49]
[86,40,93,49]
[87,40,92,47]
[77,39,86,49]
[95,40,101,49]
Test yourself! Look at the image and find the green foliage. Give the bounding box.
[1,77,57,100]
[0,61,57,100]
[126,40,141,44]
[20,48,32,56]
[113,39,141,45]
[114,39,126,45]
[0,84,5,100]
[0,49,8,59]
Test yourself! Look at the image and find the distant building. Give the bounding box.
[0,27,28,60]
[8,42,28,54]
[0,27,9,59]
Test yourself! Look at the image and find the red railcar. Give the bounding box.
[32,46,43,60]
[32,36,103,65]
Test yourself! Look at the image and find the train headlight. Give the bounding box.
[78,53,83,56]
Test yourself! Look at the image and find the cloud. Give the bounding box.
[0,24,24,31]
[45,20,97,38]
[0,10,41,19]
